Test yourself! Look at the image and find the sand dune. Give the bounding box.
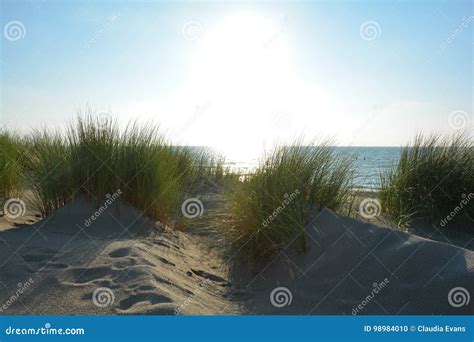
[0,198,472,315]
[231,209,473,314]
[0,198,238,315]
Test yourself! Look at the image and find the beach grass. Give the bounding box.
[21,129,72,216]
[222,141,354,261]
[14,115,222,224]
[5,116,472,243]
[0,131,24,201]
[379,132,474,229]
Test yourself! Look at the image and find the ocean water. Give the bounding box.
[335,147,401,189]
[222,147,401,190]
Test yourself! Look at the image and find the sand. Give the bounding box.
[0,198,238,315]
[231,209,473,314]
[0,197,472,315]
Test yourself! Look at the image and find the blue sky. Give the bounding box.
[1,0,472,157]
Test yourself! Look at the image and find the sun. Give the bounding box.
[192,12,292,103]
[188,12,294,160]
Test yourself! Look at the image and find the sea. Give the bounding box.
[221,147,402,190]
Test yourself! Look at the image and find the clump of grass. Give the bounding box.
[0,131,23,201]
[21,130,72,216]
[70,116,224,224]
[18,114,221,225]
[379,133,474,229]
[223,141,354,261]
[67,115,122,202]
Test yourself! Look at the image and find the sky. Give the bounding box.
[1,0,472,159]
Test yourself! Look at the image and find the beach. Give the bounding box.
[1,190,472,315]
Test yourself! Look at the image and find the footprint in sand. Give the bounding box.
[22,248,57,263]
[113,258,140,269]
[69,266,114,284]
[118,292,173,310]
[108,247,132,258]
